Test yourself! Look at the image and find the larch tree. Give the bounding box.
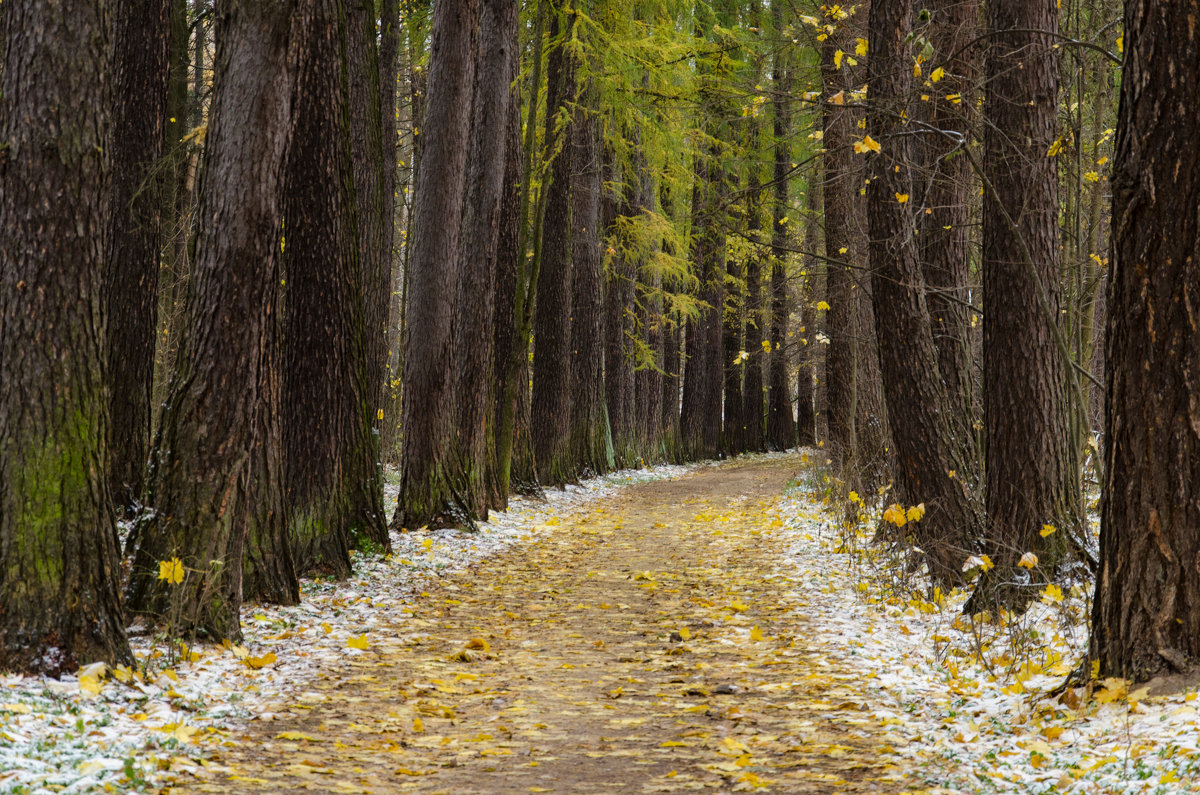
[765,16,795,452]
[106,0,173,517]
[393,0,479,528]
[532,2,578,487]
[1091,0,1200,681]
[347,0,393,458]
[820,23,861,468]
[916,0,978,467]
[449,0,519,518]
[568,90,611,476]
[0,0,133,674]
[282,0,386,576]
[865,0,978,584]
[127,0,300,637]
[975,0,1081,606]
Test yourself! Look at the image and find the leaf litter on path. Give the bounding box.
[177,455,910,793]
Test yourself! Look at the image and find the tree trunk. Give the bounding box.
[347,1,392,469]
[604,153,638,467]
[0,0,134,675]
[106,0,172,517]
[722,244,745,455]
[489,91,525,510]
[127,0,299,638]
[918,0,977,457]
[568,97,610,476]
[448,0,517,519]
[866,0,979,585]
[681,151,725,461]
[743,163,766,454]
[392,0,478,528]
[795,178,819,447]
[1092,0,1200,681]
[765,37,795,451]
[975,0,1080,607]
[283,0,386,576]
[821,31,859,468]
[531,4,576,487]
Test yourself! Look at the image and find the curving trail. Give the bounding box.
[180,455,911,793]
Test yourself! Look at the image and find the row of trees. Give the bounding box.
[0,0,1194,685]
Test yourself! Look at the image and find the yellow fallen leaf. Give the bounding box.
[245,652,277,669]
[750,626,765,642]
[1018,551,1039,569]
[1040,523,1057,537]
[661,741,691,747]
[412,717,424,733]
[678,626,691,640]
[277,731,320,742]
[79,675,102,697]
[347,634,370,650]
[1,703,31,714]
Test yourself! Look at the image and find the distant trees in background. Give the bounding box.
[0,0,1191,688]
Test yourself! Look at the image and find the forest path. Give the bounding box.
[180,454,910,793]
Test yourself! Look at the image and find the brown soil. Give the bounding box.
[178,454,912,793]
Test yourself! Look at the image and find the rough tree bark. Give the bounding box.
[347,0,393,475]
[0,0,134,674]
[282,0,386,576]
[106,0,172,517]
[917,0,977,464]
[866,0,979,585]
[532,4,577,487]
[975,0,1080,607]
[765,30,795,451]
[127,0,300,638]
[821,31,859,467]
[568,94,611,476]
[1091,0,1200,681]
[489,85,525,509]
[448,0,518,519]
[392,0,479,528]
[680,151,725,461]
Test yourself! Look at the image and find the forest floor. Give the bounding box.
[2,452,1199,793]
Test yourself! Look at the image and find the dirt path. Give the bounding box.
[181,455,911,793]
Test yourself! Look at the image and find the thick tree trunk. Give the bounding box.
[918,0,977,462]
[0,0,134,674]
[821,31,858,467]
[393,0,478,528]
[448,0,517,519]
[975,0,1080,606]
[681,152,725,461]
[127,0,299,638]
[106,0,172,517]
[282,0,386,576]
[1091,0,1200,681]
[867,0,979,585]
[489,90,525,510]
[347,1,392,466]
[603,153,639,467]
[568,99,611,476]
[531,5,576,487]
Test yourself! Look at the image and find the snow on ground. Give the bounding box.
[777,457,1200,794]
[0,461,695,794]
